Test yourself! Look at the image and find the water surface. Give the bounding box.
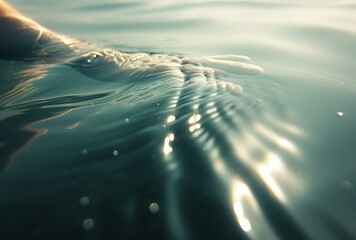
[1,0,356,239]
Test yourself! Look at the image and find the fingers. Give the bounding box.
[200,57,264,75]
[216,81,243,93]
[207,54,251,62]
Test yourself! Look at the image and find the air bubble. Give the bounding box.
[82,218,94,230]
[149,202,159,214]
[113,150,119,156]
[82,149,88,156]
[79,196,90,206]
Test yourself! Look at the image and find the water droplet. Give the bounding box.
[336,112,343,117]
[79,196,90,206]
[82,218,94,230]
[149,202,159,214]
[113,150,119,156]
[125,118,130,123]
[81,149,88,156]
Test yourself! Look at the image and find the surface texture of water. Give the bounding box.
[1,0,356,239]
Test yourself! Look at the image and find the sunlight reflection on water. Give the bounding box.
[1,0,356,239]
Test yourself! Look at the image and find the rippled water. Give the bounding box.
[1,0,356,239]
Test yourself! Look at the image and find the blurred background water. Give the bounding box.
[1,0,356,239]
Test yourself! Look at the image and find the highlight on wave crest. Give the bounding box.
[178,89,306,237]
[229,118,305,237]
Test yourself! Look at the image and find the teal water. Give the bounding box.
[1,0,356,239]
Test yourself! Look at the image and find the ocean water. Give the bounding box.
[1,0,356,239]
